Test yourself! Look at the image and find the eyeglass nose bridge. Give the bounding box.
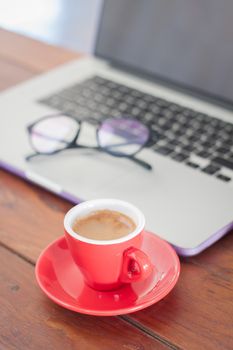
[73,119,100,148]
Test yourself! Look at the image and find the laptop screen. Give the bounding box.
[95,0,233,107]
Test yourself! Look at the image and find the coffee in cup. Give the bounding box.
[72,209,136,241]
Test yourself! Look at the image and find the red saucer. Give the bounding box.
[35,231,180,316]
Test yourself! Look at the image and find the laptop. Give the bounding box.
[1,0,233,256]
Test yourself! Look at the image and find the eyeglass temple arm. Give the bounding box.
[129,155,152,170]
[25,153,39,161]
[96,140,152,170]
[77,143,152,170]
[25,144,99,161]
[26,147,152,170]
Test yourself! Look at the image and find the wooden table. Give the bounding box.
[0,29,232,350]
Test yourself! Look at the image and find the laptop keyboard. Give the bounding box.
[39,75,233,182]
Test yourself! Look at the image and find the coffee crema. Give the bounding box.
[72,209,136,240]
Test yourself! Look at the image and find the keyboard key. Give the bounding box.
[160,122,172,131]
[196,150,212,159]
[200,141,216,149]
[167,140,182,148]
[186,161,199,168]
[130,107,141,117]
[174,129,185,137]
[112,91,122,99]
[168,104,181,112]
[93,76,105,84]
[144,112,154,122]
[154,146,173,155]
[197,113,212,123]
[216,174,231,182]
[221,138,233,147]
[150,104,161,114]
[215,146,230,154]
[212,157,233,170]
[143,94,156,103]
[146,131,163,147]
[189,154,209,168]
[209,118,221,127]
[118,102,128,112]
[202,164,220,175]
[171,123,181,131]
[182,108,193,117]
[110,109,121,117]
[135,100,147,109]
[175,114,187,123]
[188,134,201,143]
[106,98,116,107]
[106,81,118,89]
[172,153,188,162]
[156,99,169,107]
[204,136,218,145]
[163,109,174,118]
[151,130,163,140]
[182,145,195,153]
[118,85,130,94]
[223,123,233,132]
[157,118,168,126]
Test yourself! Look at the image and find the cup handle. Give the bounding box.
[120,247,154,283]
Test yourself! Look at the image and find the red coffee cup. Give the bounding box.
[64,199,154,291]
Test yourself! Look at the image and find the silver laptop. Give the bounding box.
[1,0,233,256]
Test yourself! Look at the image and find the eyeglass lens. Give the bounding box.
[30,115,79,153]
[98,117,149,156]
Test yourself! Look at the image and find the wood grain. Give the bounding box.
[0,170,72,262]
[0,245,169,350]
[0,58,35,91]
[0,28,80,73]
[127,234,233,350]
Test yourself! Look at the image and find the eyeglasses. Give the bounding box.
[26,114,152,170]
